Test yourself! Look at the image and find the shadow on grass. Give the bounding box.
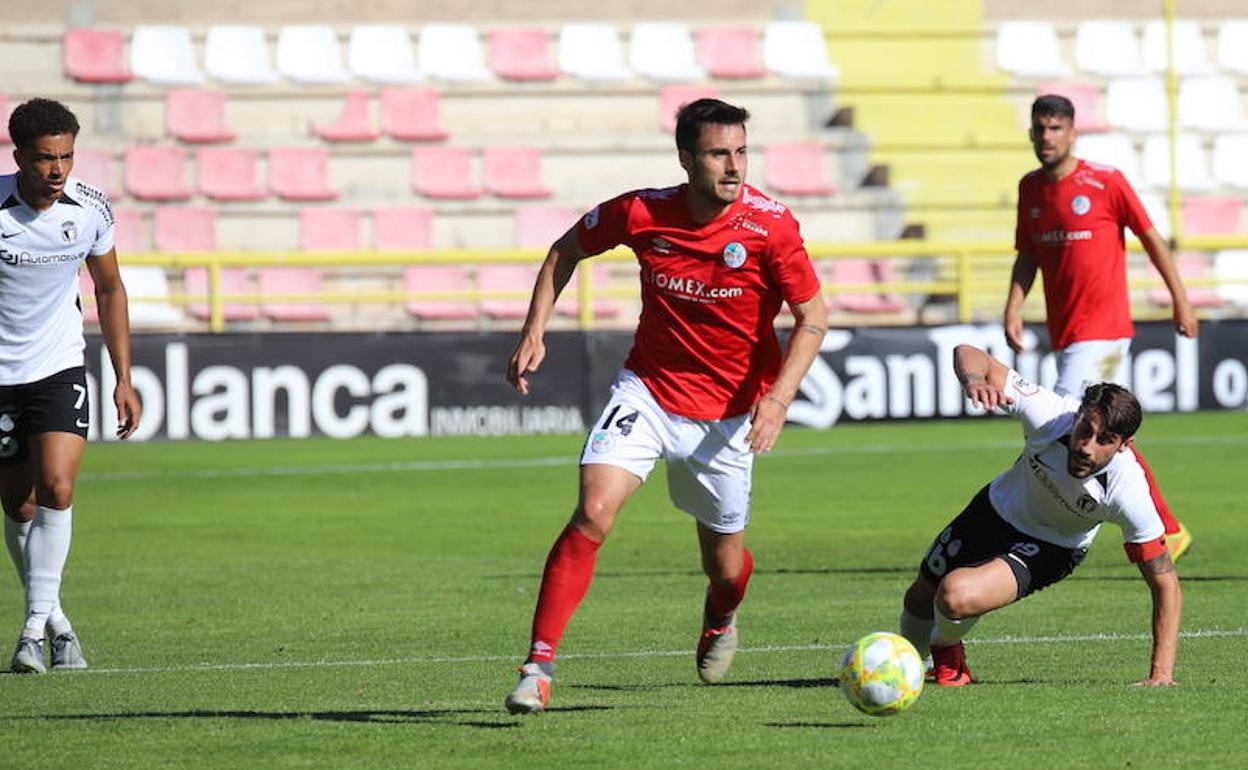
[573,677,839,692]
[765,721,877,729]
[6,705,611,728]
[488,566,914,580]
[1071,574,1247,583]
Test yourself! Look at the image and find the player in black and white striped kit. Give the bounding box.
[1,98,141,673]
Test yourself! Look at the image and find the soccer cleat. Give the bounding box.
[50,632,88,670]
[10,636,46,674]
[696,616,738,684]
[930,641,974,686]
[1166,523,1192,563]
[504,662,552,714]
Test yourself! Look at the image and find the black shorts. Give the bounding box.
[918,485,1088,600]
[0,367,90,465]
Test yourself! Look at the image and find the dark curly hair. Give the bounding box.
[674,98,750,154]
[1080,382,1142,439]
[8,98,80,151]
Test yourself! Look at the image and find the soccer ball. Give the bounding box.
[838,631,924,716]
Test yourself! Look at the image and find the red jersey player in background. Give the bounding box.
[502,99,828,714]
[1003,94,1196,561]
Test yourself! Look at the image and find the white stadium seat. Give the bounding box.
[1178,76,1245,131]
[1076,21,1144,76]
[1213,250,1248,305]
[996,21,1069,78]
[629,23,706,81]
[558,23,632,81]
[763,21,840,80]
[417,24,492,82]
[1142,20,1213,75]
[1216,20,1248,75]
[1141,134,1215,191]
[277,25,350,84]
[1105,77,1168,132]
[130,25,204,85]
[1212,133,1248,188]
[1075,133,1143,189]
[348,25,422,83]
[1136,192,1172,240]
[204,25,279,84]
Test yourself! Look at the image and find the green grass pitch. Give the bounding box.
[1,411,1245,768]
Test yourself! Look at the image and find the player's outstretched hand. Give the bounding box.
[963,379,1013,411]
[114,382,141,439]
[746,395,788,453]
[1131,676,1177,687]
[506,333,545,395]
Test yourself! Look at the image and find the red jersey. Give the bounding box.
[576,183,820,419]
[1014,159,1153,350]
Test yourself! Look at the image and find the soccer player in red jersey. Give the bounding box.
[502,99,828,713]
[1004,94,1196,561]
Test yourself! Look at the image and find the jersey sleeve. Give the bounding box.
[80,184,116,256]
[575,192,634,257]
[999,368,1077,439]
[765,210,820,305]
[1108,462,1167,561]
[1110,169,1153,239]
[1014,176,1034,252]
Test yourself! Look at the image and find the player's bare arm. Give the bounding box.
[746,293,828,453]
[1139,228,1199,339]
[1133,549,1181,687]
[86,249,141,439]
[506,229,586,395]
[1003,250,1038,353]
[952,345,1013,411]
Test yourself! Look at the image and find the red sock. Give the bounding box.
[1129,445,1181,535]
[704,548,754,629]
[527,525,601,663]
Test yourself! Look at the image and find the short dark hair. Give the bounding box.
[1031,94,1075,124]
[8,98,80,151]
[674,98,750,153]
[1080,383,1142,439]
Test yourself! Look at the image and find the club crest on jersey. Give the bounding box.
[1070,195,1092,216]
[589,430,616,454]
[1076,493,1097,514]
[722,242,747,269]
[61,221,77,243]
[652,237,673,254]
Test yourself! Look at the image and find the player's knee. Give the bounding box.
[34,476,75,510]
[571,496,619,541]
[935,572,979,619]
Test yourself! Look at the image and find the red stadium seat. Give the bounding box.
[300,207,361,251]
[72,148,121,199]
[1182,196,1242,236]
[478,263,539,319]
[411,147,479,199]
[124,146,192,201]
[695,27,764,79]
[269,147,338,201]
[111,208,146,253]
[482,147,552,199]
[659,84,719,133]
[184,267,259,321]
[763,143,836,196]
[165,89,236,143]
[373,206,433,251]
[258,268,332,321]
[488,28,557,81]
[825,259,907,313]
[514,205,579,248]
[380,88,450,141]
[312,91,379,142]
[154,206,216,252]
[1149,254,1221,308]
[1036,82,1110,133]
[403,266,478,320]
[62,28,132,83]
[196,147,266,201]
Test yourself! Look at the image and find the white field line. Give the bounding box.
[78,433,1248,483]
[76,627,1248,675]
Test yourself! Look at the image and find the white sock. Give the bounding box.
[931,603,979,647]
[23,506,72,639]
[899,607,934,660]
[4,516,30,587]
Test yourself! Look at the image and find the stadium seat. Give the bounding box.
[478,263,539,319]
[403,266,477,320]
[121,266,184,328]
[111,208,145,253]
[348,24,422,83]
[1212,133,1248,188]
[1143,20,1213,75]
[555,262,621,320]
[380,88,450,141]
[1075,133,1142,188]
[1075,21,1144,76]
[153,205,216,252]
[165,89,236,143]
[0,93,9,144]
[659,85,719,133]
[558,23,632,81]
[411,147,479,199]
[1105,77,1167,132]
[629,23,705,81]
[124,146,192,201]
[184,267,258,321]
[62,28,132,83]
[418,24,492,82]
[1142,134,1214,191]
[514,205,579,248]
[1182,196,1242,236]
[483,147,552,199]
[312,91,379,142]
[824,259,906,313]
[276,25,350,84]
[488,28,557,81]
[204,25,279,84]
[301,207,360,252]
[196,147,266,201]
[72,148,120,199]
[1213,249,1248,305]
[1036,82,1110,133]
[1137,193,1173,240]
[996,22,1069,77]
[269,147,338,201]
[695,26,763,79]
[1178,76,1245,131]
[1148,253,1220,308]
[373,206,433,251]
[1216,20,1248,75]
[763,143,836,196]
[762,21,840,80]
[130,25,204,85]
[258,268,331,322]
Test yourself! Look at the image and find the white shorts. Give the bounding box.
[580,370,754,534]
[1054,338,1131,397]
